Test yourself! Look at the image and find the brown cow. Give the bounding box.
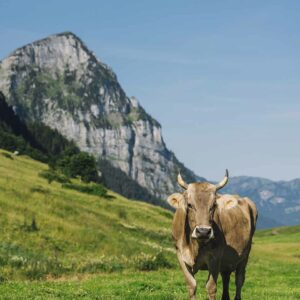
[167,170,257,300]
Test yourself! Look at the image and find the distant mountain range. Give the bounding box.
[223,176,300,228]
[0,32,299,229]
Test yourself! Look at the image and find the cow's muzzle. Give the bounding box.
[192,225,214,240]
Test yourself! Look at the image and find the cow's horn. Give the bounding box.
[177,173,188,190]
[215,169,229,190]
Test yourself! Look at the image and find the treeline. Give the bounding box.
[0,91,99,183]
[0,92,167,207]
[0,92,48,162]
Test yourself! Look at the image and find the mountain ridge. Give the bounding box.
[223,175,300,227]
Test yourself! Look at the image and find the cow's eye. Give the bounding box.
[187,203,193,209]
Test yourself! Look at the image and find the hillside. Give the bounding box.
[0,150,299,299]
[0,92,167,206]
[0,149,174,281]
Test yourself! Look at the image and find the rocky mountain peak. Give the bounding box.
[15,31,91,70]
[0,32,116,96]
[0,32,198,199]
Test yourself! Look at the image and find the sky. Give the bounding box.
[0,0,300,181]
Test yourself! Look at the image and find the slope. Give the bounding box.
[0,92,166,206]
[0,150,299,299]
[0,149,174,281]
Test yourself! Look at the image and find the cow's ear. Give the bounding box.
[167,193,185,209]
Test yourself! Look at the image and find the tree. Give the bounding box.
[67,152,99,182]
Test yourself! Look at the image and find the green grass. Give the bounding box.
[0,150,174,279]
[0,149,299,299]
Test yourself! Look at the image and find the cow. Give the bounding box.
[167,170,257,300]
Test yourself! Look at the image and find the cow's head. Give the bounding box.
[168,170,229,242]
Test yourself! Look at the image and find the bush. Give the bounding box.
[134,252,173,271]
[62,182,108,198]
[154,252,173,269]
[57,152,99,183]
[136,256,158,271]
[39,169,70,184]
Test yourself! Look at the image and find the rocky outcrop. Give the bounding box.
[0,32,200,199]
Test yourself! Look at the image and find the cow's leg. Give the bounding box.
[177,252,197,300]
[221,271,231,300]
[234,260,247,300]
[206,265,219,300]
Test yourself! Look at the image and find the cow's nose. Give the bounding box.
[196,227,211,238]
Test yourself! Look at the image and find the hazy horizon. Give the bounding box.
[1,0,299,181]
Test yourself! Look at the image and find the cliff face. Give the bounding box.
[0,32,199,199]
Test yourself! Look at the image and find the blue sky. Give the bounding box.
[1,0,300,181]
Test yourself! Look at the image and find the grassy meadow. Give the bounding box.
[0,149,299,299]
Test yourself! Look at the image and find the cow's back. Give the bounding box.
[216,194,257,266]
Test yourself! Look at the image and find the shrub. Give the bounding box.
[62,182,108,198]
[134,252,173,271]
[39,169,70,184]
[57,152,99,183]
[154,252,173,269]
[135,255,158,271]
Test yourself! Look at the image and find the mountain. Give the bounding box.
[0,32,299,229]
[0,92,167,207]
[224,176,300,228]
[0,31,201,200]
[0,90,286,229]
